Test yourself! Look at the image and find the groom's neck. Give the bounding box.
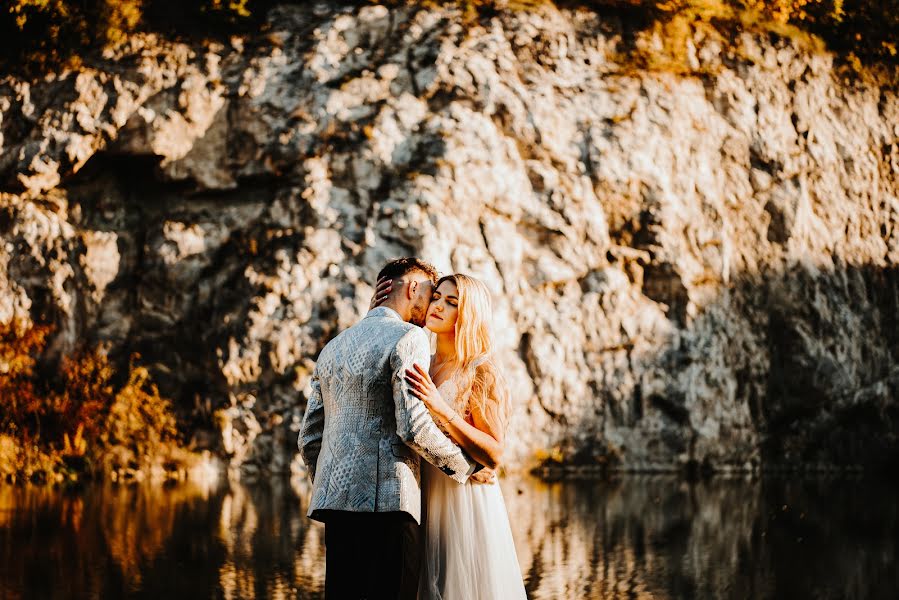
[380,299,409,322]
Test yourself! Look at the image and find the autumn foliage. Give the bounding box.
[0,1,896,80]
[0,319,181,482]
[1,0,259,77]
[0,320,53,441]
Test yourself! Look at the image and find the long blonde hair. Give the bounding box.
[437,273,511,431]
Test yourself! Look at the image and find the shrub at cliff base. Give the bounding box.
[0,319,189,483]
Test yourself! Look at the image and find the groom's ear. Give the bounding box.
[407,279,418,299]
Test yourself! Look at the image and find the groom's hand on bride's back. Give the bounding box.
[470,467,496,484]
[369,276,393,310]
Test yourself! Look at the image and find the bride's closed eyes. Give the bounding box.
[431,291,458,307]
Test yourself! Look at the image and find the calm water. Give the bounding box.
[1,474,897,599]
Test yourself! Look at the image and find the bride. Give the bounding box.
[374,273,528,600]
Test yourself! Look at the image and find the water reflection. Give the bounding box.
[0,478,324,600]
[0,475,897,599]
[502,476,766,599]
[502,475,899,599]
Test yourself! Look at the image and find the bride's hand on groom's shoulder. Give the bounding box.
[405,363,454,422]
[369,276,392,310]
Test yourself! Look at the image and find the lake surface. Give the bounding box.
[1,474,897,599]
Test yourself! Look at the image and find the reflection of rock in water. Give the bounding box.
[759,477,899,600]
[503,475,899,600]
[216,477,325,599]
[2,477,898,599]
[501,475,772,599]
[290,478,327,596]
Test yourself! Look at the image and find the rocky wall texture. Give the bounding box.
[1,3,898,474]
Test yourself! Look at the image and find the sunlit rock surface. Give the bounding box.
[1,3,897,473]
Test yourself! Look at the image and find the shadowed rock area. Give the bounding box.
[1,2,897,474]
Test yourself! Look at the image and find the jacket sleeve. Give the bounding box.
[391,327,477,483]
[298,372,324,483]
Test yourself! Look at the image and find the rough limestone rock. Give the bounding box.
[1,3,897,474]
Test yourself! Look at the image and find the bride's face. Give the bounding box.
[425,280,459,335]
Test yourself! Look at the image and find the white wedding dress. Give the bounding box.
[418,373,528,600]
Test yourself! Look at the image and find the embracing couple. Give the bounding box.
[298,257,527,599]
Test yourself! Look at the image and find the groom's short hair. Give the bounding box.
[377,257,439,284]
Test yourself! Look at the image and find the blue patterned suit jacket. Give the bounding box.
[299,306,476,524]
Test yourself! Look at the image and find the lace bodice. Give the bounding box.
[435,375,459,404]
[432,355,494,433]
[433,370,473,436]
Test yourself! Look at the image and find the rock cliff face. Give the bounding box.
[1,3,897,474]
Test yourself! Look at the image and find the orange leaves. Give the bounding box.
[54,345,116,442]
[102,359,178,461]
[63,424,88,458]
[0,320,52,438]
[1,318,181,479]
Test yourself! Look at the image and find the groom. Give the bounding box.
[299,257,478,599]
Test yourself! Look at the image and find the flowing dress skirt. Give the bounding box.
[418,461,528,600]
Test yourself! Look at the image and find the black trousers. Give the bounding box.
[322,511,421,600]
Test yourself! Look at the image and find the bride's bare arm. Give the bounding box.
[444,393,504,471]
[404,363,504,471]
